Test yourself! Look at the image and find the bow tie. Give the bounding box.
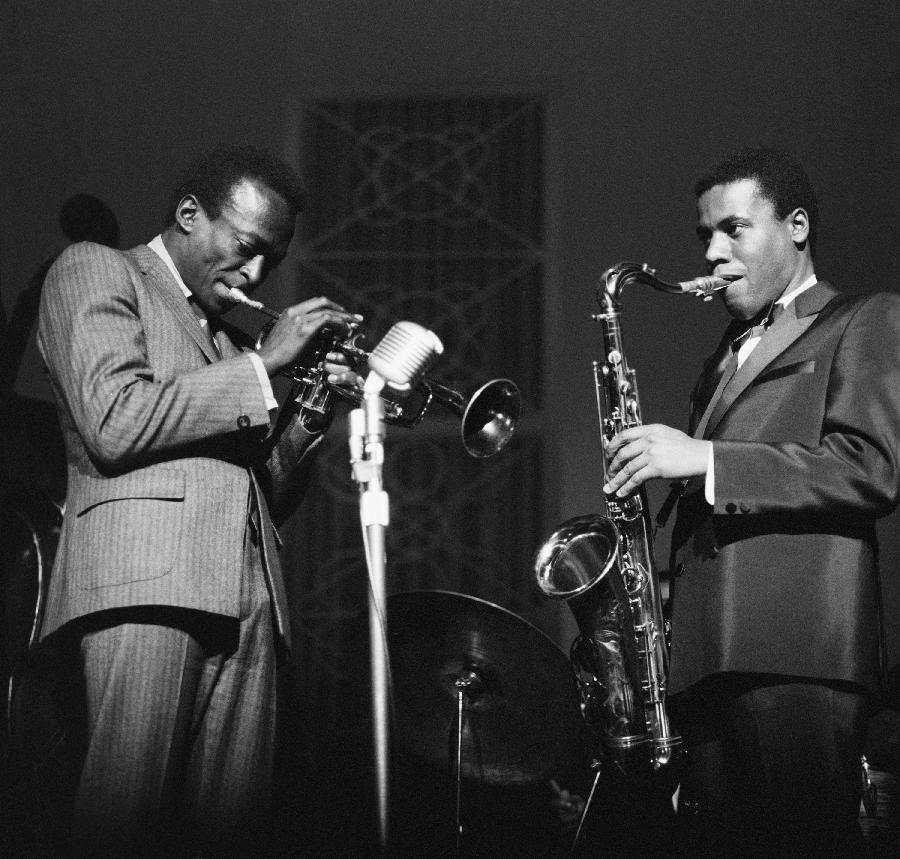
[730,301,784,352]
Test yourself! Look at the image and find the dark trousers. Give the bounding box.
[671,674,868,858]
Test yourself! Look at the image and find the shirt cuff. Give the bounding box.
[248,352,278,411]
[704,442,715,505]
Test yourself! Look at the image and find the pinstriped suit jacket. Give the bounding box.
[36,241,322,648]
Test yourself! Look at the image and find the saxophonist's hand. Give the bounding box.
[603,424,710,497]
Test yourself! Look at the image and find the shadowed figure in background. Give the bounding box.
[1,193,120,854]
[0,193,120,502]
[0,192,120,402]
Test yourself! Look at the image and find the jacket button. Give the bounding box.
[237,414,251,429]
[725,502,737,514]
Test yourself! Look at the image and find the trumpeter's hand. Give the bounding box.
[256,297,363,377]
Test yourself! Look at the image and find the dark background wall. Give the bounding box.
[1,0,898,770]
[3,0,897,495]
[3,0,897,639]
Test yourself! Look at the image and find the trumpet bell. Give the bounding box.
[459,378,521,458]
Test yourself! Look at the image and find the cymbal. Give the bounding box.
[387,590,585,786]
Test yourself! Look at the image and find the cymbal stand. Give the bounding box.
[452,668,484,857]
[570,761,603,856]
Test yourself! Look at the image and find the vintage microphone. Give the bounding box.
[348,321,443,851]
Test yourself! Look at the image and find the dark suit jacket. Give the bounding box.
[668,282,900,697]
[36,242,322,648]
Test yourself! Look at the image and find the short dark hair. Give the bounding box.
[164,143,306,227]
[694,147,819,255]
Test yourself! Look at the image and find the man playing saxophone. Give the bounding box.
[603,147,900,856]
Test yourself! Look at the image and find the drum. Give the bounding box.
[0,476,80,854]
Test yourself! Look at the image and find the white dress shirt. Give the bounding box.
[148,235,277,410]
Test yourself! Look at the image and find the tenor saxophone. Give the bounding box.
[534,262,726,785]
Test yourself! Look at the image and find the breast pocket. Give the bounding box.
[71,468,185,589]
[754,360,816,385]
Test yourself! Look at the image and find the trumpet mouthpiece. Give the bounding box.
[224,287,280,319]
[227,287,264,310]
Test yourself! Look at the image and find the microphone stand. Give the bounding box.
[347,322,442,852]
[349,373,390,852]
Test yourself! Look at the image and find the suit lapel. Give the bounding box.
[702,281,839,438]
[129,245,220,363]
[212,326,243,359]
[691,351,738,440]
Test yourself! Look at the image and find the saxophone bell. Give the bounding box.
[535,514,619,602]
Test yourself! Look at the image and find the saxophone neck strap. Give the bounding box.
[654,479,689,532]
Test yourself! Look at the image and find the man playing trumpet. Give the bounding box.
[37,143,359,855]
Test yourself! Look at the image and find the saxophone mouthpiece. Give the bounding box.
[678,275,731,301]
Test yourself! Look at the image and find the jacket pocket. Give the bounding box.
[755,359,816,385]
[75,468,185,515]
[71,468,185,588]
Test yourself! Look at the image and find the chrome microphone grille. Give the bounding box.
[368,321,444,389]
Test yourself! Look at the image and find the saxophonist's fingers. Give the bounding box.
[606,434,644,476]
[605,424,656,457]
[604,451,650,496]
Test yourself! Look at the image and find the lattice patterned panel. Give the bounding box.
[279,97,546,718]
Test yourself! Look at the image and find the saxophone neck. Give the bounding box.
[597,261,730,311]
[597,262,662,312]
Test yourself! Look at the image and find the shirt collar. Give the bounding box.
[148,234,191,300]
[777,273,817,308]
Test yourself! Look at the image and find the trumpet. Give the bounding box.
[227,287,521,458]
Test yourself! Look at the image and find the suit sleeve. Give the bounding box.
[712,292,900,519]
[262,409,325,526]
[38,242,275,472]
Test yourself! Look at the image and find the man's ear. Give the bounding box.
[174,194,202,234]
[788,207,810,249]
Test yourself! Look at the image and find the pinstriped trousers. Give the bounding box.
[70,516,277,857]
